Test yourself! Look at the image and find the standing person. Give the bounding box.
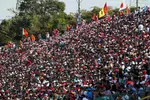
[38,34,42,40]
[46,32,50,41]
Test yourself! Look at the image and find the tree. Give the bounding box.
[18,0,65,16]
[81,10,93,23]
[130,6,136,13]
[0,0,138,43]
[0,20,12,42]
[91,6,100,14]
[0,0,69,42]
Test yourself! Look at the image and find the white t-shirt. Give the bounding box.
[138,24,144,31]
[82,97,88,100]
[146,27,149,33]
[46,33,50,39]
[122,95,129,100]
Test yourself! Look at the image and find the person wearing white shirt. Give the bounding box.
[138,24,144,32]
[146,27,149,33]
[82,97,88,100]
[46,32,50,39]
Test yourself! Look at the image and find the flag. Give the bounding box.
[99,8,105,18]
[92,13,96,20]
[95,15,98,22]
[67,25,71,31]
[31,34,35,41]
[119,1,126,11]
[92,13,98,22]
[22,28,29,37]
[119,11,124,16]
[104,3,108,14]
[126,6,130,14]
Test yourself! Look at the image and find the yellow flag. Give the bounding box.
[99,8,105,18]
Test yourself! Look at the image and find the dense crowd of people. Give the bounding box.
[0,8,150,100]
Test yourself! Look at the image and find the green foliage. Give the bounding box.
[81,10,93,23]
[0,20,12,42]
[0,0,70,42]
[130,6,136,13]
[0,0,137,43]
[91,6,101,14]
[19,0,65,16]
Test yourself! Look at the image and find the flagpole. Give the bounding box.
[22,28,24,39]
[136,0,138,9]
[76,0,83,25]
[130,0,131,8]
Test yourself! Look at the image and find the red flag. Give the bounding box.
[120,3,124,8]
[92,13,96,21]
[104,3,108,14]
[23,28,29,37]
[119,2,126,11]
[67,25,71,31]
[31,34,35,41]
[92,13,98,22]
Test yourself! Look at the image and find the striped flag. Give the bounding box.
[104,3,108,14]
[119,1,126,11]
[22,28,29,37]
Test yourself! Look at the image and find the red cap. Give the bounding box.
[143,70,147,75]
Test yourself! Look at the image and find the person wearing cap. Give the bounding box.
[0,8,150,99]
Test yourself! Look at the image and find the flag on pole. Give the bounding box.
[99,8,105,18]
[23,28,29,37]
[126,5,130,14]
[92,13,96,20]
[119,1,126,11]
[92,13,98,22]
[104,3,108,14]
[67,25,71,31]
[31,34,35,41]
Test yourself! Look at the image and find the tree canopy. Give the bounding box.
[0,0,136,43]
[0,0,73,43]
